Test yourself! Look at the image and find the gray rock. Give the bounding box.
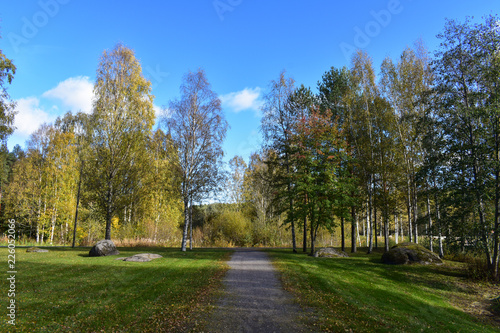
[123,253,163,262]
[26,247,48,253]
[88,240,120,257]
[313,247,349,258]
[382,242,442,265]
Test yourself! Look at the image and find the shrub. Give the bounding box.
[206,210,252,247]
[465,256,493,281]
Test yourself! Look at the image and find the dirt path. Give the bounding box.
[205,248,311,333]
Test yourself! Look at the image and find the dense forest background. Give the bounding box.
[1,16,500,277]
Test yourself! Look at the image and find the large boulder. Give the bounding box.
[313,247,349,258]
[382,242,442,265]
[88,240,120,257]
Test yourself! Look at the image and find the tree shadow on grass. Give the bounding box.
[266,248,500,332]
[21,246,234,260]
[4,248,231,333]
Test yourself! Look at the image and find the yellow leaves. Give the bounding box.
[111,216,120,231]
[93,43,155,132]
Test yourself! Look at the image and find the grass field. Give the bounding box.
[0,247,231,332]
[268,248,500,333]
[2,245,499,332]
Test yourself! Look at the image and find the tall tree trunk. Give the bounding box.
[303,194,307,252]
[181,195,189,252]
[310,207,316,256]
[395,211,399,244]
[362,204,366,237]
[50,209,57,245]
[105,179,113,240]
[401,216,405,241]
[427,194,433,252]
[36,197,42,244]
[413,183,419,244]
[72,162,83,248]
[351,206,357,253]
[286,158,297,253]
[41,199,47,244]
[435,195,444,259]
[189,197,193,250]
[493,120,500,279]
[407,179,413,242]
[290,196,297,252]
[303,215,307,252]
[384,213,389,252]
[367,177,374,254]
[154,211,159,243]
[471,145,491,265]
[374,204,378,248]
[341,215,345,252]
[365,199,369,242]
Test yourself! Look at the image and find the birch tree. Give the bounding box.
[87,43,155,240]
[349,51,379,254]
[427,16,500,278]
[380,41,433,244]
[164,69,228,252]
[261,70,299,252]
[228,155,247,206]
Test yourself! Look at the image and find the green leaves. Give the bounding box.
[289,107,354,250]
[422,15,500,275]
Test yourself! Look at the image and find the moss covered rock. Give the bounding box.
[123,253,163,262]
[382,242,442,265]
[26,247,48,253]
[313,247,349,258]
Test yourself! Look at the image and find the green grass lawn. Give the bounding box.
[0,247,231,333]
[3,245,498,332]
[268,248,500,333]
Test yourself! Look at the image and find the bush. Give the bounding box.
[464,256,497,281]
[206,210,252,247]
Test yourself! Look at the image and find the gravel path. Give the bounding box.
[205,248,311,333]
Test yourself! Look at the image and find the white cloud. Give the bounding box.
[11,76,93,146]
[14,97,53,136]
[220,87,263,114]
[42,76,94,113]
[153,104,162,118]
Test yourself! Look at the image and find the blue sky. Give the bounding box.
[1,0,499,165]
